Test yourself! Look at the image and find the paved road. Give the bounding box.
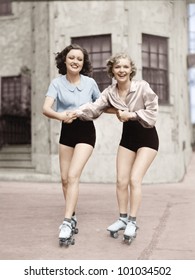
[0,153,195,260]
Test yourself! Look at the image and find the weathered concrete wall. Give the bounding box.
[46,0,192,183]
[0,0,192,183]
[0,2,31,75]
[30,1,54,176]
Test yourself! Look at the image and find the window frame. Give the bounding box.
[0,0,12,16]
[71,34,112,91]
[142,33,169,105]
[1,75,22,116]
[0,75,31,145]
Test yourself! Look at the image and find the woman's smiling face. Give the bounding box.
[112,57,132,83]
[65,49,84,75]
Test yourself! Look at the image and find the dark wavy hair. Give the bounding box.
[106,53,137,80]
[55,44,93,76]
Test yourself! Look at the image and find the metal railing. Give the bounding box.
[0,115,31,147]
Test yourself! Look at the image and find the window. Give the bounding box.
[0,0,12,16]
[1,76,21,116]
[0,75,31,145]
[142,34,169,104]
[72,34,112,91]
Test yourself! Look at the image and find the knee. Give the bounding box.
[61,176,68,188]
[129,176,141,189]
[61,172,80,188]
[117,177,129,190]
[67,173,80,185]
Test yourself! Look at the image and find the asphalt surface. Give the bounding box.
[0,153,195,260]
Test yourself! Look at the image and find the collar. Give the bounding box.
[112,79,137,96]
[129,80,138,93]
[64,75,84,92]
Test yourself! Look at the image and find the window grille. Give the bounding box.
[142,34,169,104]
[0,0,12,16]
[72,34,112,91]
[0,75,31,145]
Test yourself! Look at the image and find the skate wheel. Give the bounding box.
[111,232,118,239]
[71,239,75,245]
[74,228,79,234]
[128,239,132,245]
[65,239,71,247]
[126,238,132,245]
[123,236,133,245]
[59,238,66,247]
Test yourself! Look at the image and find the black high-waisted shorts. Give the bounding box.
[119,120,159,152]
[59,119,96,148]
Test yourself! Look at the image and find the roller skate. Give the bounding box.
[71,215,79,235]
[107,217,128,238]
[59,215,79,234]
[59,221,75,247]
[123,220,139,245]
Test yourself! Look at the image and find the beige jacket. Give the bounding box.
[76,79,158,128]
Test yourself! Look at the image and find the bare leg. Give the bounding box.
[129,147,157,217]
[64,143,93,219]
[59,144,74,200]
[116,146,136,214]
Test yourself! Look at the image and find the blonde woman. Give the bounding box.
[75,53,159,244]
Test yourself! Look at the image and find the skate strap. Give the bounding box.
[71,217,76,223]
[63,222,72,229]
[129,221,138,229]
[119,218,128,226]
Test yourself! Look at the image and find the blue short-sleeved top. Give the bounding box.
[46,74,100,112]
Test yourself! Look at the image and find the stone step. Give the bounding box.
[0,146,31,163]
[0,153,31,161]
[0,169,52,182]
[0,160,34,169]
[0,145,31,153]
[0,167,35,173]
[0,145,32,166]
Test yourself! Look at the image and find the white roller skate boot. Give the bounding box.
[107,217,128,238]
[59,215,78,234]
[59,221,75,247]
[123,220,138,245]
[71,215,79,234]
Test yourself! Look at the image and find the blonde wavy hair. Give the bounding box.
[106,53,137,80]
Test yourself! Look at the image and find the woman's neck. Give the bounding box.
[117,80,131,95]
[66,73,81,85]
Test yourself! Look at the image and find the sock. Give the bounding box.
[120,213,128,219]
[129,216,136,222]
[64,218,71,224]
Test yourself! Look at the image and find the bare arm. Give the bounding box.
[76,88,111,120]
[42,96,77,123]
[104,107,118,114]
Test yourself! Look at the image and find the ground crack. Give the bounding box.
[138,202,172,260]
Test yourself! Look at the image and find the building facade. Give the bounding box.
[0,0,193,183]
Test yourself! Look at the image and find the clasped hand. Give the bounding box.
[60,111,77,123]
[116,110,136,122]
[116,110,130,122]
